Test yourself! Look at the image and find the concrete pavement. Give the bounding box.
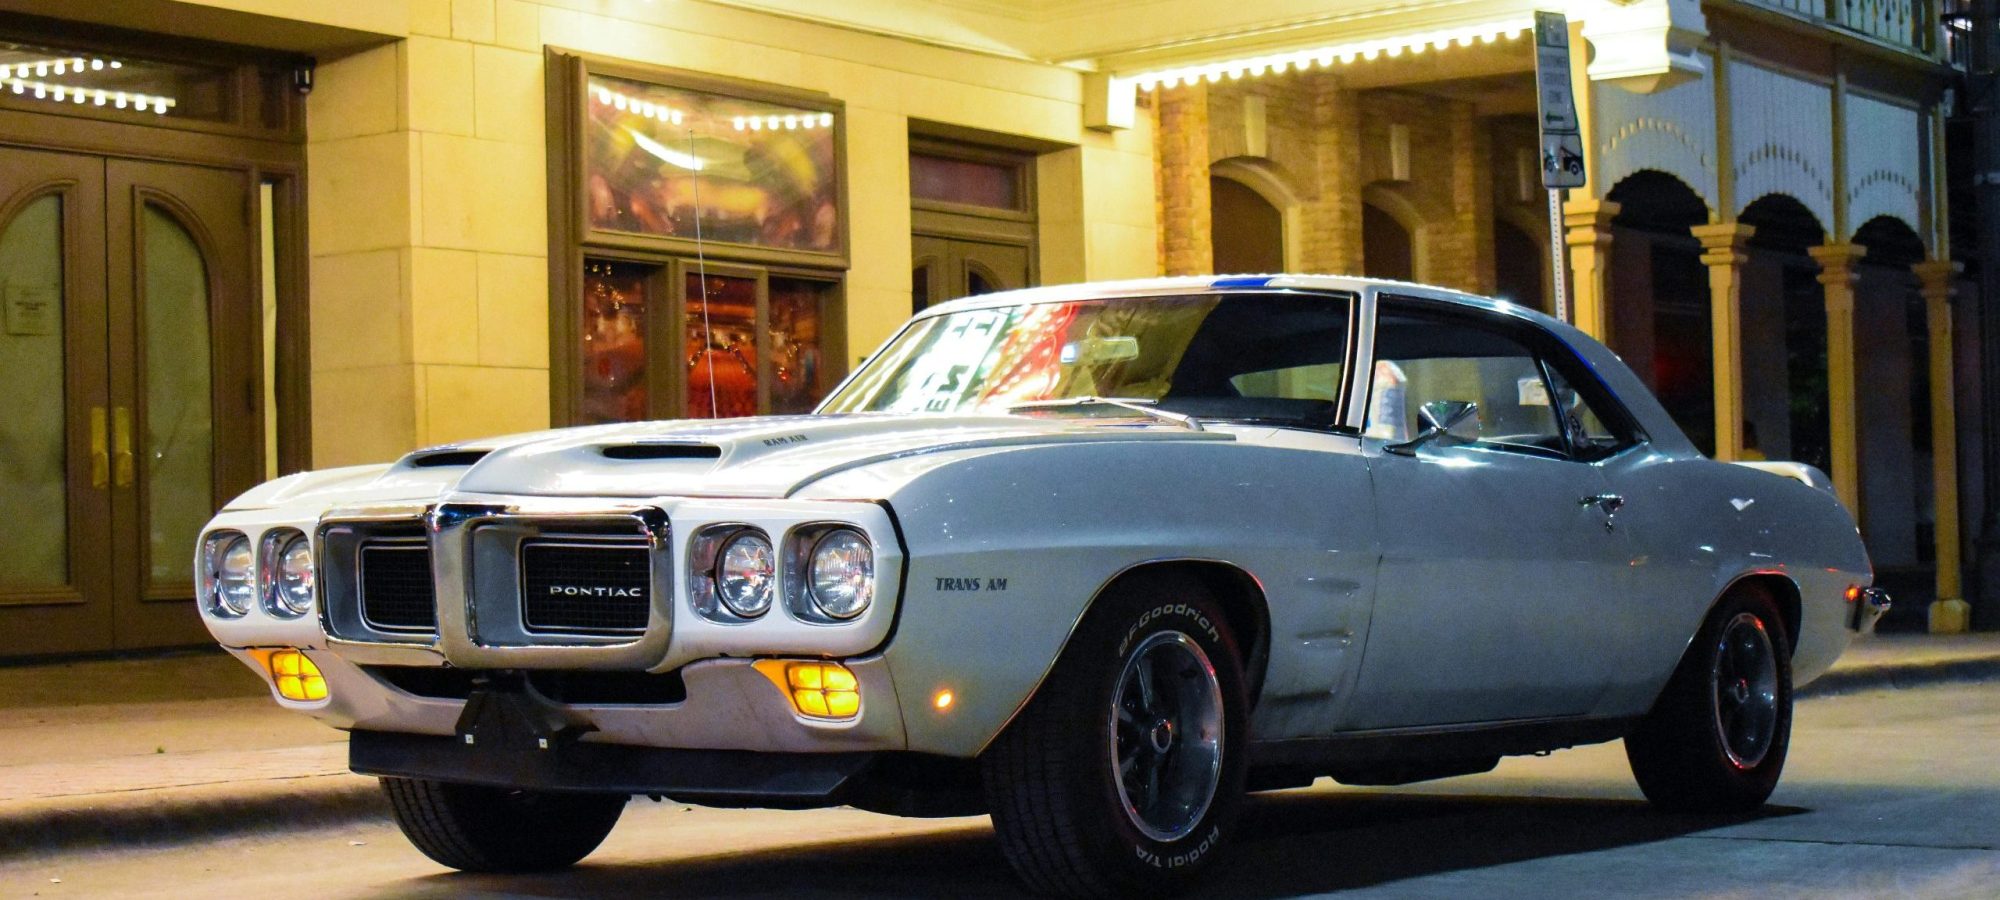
[2,632,1996,861]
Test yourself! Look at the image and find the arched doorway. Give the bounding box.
[1210,175,1283,275]
[1604,171,1710,451]
[1362,202,1414,282]
[1492,216,1544,311]
[1850,215,1930,575]
[1738,193,1829,471]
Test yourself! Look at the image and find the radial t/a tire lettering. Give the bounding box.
[1625,585,1794,813]
[981,573,1250,898]
[380,776,627,873]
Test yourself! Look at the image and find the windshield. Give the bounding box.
[819,292,1355,427]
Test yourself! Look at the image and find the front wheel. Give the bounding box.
[982,575,1249,898]
[380,777,627,872]
[1625,587,1794,812]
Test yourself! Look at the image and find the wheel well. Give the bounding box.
[1724,574,1802,655]
[1095,560,1272,706]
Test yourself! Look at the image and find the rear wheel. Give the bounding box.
[380,777,626,872]
[1625,587,1793,812]
[982,575,1249,898]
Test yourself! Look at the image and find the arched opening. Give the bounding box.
[1492,216,1544,311]
[1210,174,1284,275]
[1738,192,1829,473]
[1362,202,1413,282]
[1605,170,1711,451]
[1850,215,1932,582]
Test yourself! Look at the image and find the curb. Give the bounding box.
[1799,653,2000,698]
[0,773,386,862]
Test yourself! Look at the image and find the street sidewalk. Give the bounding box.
[3,633,1997,859]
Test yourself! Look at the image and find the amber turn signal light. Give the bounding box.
[250,648,329,702]
[755,659,860,720]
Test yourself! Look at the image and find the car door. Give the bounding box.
[1345,298,1633,729]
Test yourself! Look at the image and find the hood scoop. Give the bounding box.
[404,448,491,468]
[601,442,723,461]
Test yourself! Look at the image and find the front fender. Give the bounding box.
[840,436,1376,758]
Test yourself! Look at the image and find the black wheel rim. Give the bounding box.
[1108,630,1224,842]
[1710,612,1780,769]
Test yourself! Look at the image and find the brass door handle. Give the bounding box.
[90,407,109,489]
[113,406,134,488]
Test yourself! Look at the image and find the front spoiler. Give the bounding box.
[350,729,878,808]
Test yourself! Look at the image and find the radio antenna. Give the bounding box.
[688,126,718,417]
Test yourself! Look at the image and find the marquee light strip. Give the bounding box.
[6,56,125,80]
[1124,18,1535,91]
[590,83,685,124]
[7,78,175,113]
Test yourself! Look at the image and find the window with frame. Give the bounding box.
[1367,301,1633,459]
[551,51,847,424]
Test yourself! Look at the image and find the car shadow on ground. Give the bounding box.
[365,790,1798,899]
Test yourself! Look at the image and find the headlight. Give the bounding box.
[715,530,775,618]
[261,530,314,618]
[202,532,254,617]
[807,529,873,619]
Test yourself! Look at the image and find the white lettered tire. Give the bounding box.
[982,573,1249,898]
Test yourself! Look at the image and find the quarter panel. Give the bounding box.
[872,434,1378,758]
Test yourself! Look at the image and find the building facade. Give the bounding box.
[0,0,1972,656]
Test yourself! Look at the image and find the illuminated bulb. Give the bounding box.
[93,90,105,105]
[71,58,83,69]
[612,94,626,110]
[767,115,782,129]
[72,90,84,104]
[110,60,122,68]
[933,690,954,711]
[114,92,126,108]
[669,109,682,124]
[35,62,47,77]
[783,114,797,129]
[9,80,20,94]
[819,112,832,126]
[748,117,761,130]
[51,86,64,101]
[1315,51,1335,67]
[732,115,745,130]
[134,97,147,112]
[54,61,66,75]
[90,58,104,70]
[33,84,45,99]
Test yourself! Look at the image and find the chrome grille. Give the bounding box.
[519,541,651,635]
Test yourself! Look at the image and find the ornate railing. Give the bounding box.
[1743,0,1940,57]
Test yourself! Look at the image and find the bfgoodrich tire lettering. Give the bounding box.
[982,573,1249,898]
[1625,585,1794,813]
[380,777,627,872]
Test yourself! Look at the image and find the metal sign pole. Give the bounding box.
[1548,188,1567,322]
[1533,10,1584,325]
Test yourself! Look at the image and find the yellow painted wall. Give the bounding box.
[275,0,1163,465]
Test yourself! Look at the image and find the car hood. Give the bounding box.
[232,414,1234,510]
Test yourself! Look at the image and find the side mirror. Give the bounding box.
[1385,400,1480,456]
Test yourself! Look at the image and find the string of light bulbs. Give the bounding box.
[2,52,177,114]
[590,79,831,132]
[1123,18,1535,92]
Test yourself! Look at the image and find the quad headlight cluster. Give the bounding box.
[690,524,875,623]
[198,528,315,619]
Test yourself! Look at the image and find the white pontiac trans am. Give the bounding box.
[196,275,1887,897]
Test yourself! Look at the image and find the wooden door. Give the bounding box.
[911,234,1030,312]
[106,158,261,650]
[0,147,114,656]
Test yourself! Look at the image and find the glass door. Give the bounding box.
[0,148,113,656]
[105,158,261,650]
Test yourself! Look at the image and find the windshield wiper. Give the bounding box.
[1005,396,1205,432]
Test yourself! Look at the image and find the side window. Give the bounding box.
[1542,357,1632,460]
[1367,306,1565,457]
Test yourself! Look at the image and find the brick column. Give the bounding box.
[1154,83,1213,276]
[1303,78,1363,275]
[1808,243,1867,516]
[1449,102,1495,295]
[1915,258,1970,633]
[1561,198,1619,341]
[1693,222,1755,461]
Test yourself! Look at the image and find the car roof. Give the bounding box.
[913,273,1551,326]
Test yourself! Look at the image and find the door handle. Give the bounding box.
[90,406,109,489]
[1579,493,1624,530]
[113,406,135,488]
